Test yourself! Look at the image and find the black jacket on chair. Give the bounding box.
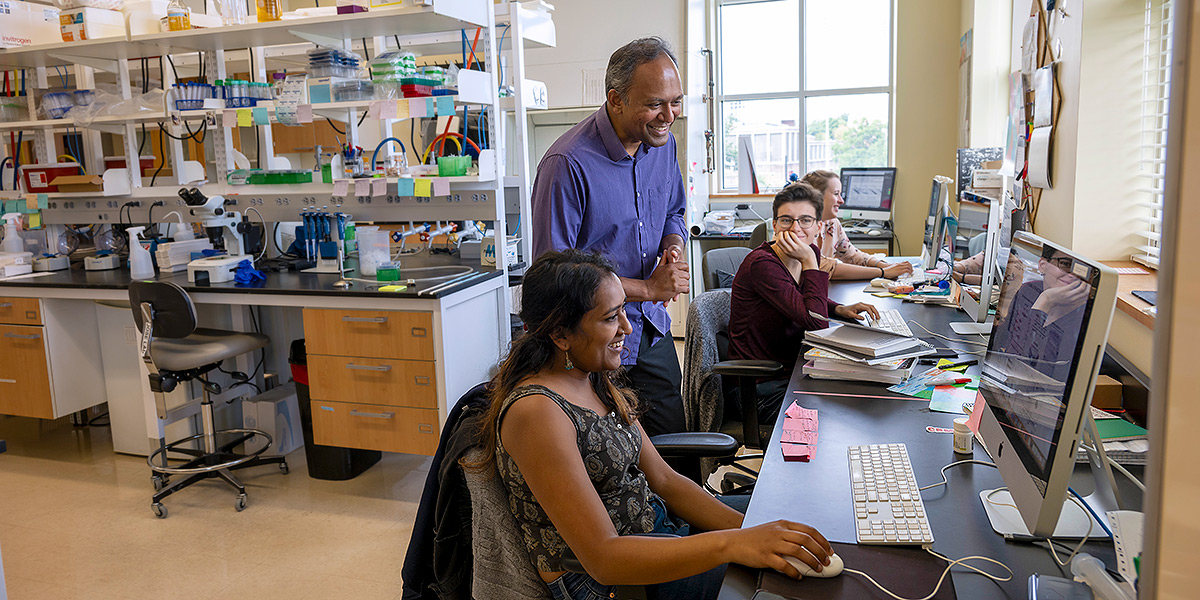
[401,382,491,600]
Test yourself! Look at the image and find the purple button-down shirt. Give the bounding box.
[531,105,687,365]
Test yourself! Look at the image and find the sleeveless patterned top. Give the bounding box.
[496,384,658,573]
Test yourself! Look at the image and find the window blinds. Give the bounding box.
[1135,0,1173,269]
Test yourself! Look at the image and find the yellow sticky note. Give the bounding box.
[28,213,41,229]
[937,359,970,372]
[871,292,893,298]
[395,99,409,119]
[236,108,253,127]
[378,284,408,292]
[891,294,910,299]
[414,178,432,197]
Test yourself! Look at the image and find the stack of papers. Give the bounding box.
[780,401,818,461]
[155,239,213,272]
[801,347,918,385]
[803,323,935,367]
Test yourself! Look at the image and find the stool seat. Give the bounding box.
[150,329,269,372]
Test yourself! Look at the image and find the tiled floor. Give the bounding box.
[0,414,430,600]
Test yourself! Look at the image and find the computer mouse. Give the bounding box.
[867,229,882,236]
[783,552,844,578]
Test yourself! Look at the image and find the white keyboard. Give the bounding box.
[864,309,914,337]
[848,443,934,545]
[897,267,926,286]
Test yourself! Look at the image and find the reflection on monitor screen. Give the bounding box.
[982,236,1098,492]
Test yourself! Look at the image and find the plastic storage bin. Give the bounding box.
[289,339,381,481]
[356,227,389,276]
[332,80,373,102]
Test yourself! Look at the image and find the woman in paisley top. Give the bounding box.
[469,249,833,600]
[801,169,914,280]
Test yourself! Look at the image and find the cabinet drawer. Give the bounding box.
[303,309,434,360]
[309,355,437,408]
[311,400,439,455]
[0,324,53,419]
[0,297,41,326]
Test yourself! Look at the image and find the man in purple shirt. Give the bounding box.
[531,37,690,437]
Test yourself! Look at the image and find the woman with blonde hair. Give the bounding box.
[801,169,914,280]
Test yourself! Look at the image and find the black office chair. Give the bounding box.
[701,246,751,290]
[748,221,771,248]
[683,289,784,493]
[129,281,288,518]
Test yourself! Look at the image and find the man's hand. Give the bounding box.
[647,246,689,304]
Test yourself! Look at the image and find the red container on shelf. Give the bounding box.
[103,155,156,177]
[400,84,434,97]
[18,163,83,193]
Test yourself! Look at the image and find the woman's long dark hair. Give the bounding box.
[465,249,640,473]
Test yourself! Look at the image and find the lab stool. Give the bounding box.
[129,281,288,519]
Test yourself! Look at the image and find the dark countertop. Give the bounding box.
[0,253,504,299]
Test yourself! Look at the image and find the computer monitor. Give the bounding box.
[921,176,953,268]
[838,167,895,221]
[975,232,1125,537]
[953,197,1003,333]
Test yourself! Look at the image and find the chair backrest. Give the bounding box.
[968,231,987,256]
[681,290,732,433]
[128,280,197,338]
[701,246,752,291]
[463,447,554,599]
[748,221,771,248]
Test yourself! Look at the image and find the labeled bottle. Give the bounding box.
[166,0,191,31]
[256,0,282,22]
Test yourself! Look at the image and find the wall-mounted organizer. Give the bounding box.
[0,0,555,276]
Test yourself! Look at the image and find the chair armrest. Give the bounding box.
[562,534,681,574]
[712,360,784,378]
[650,432,739,458]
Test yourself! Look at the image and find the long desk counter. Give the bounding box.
[718,282,1137,599]
[0,255,510,457]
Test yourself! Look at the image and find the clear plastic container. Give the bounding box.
[356,228,390,276]
[0,102,28,122]
[332,80,374,102]
[256,0,281,22]
[41,92,75,119]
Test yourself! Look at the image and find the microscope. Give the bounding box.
[178,188,260,283]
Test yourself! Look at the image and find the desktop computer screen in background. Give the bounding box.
[975,232,1119,536]
[839,167,895,219]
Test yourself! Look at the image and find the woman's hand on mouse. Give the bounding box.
[721,519,832,578]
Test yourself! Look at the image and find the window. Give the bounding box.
[1135,0,1172,269]
[715,0,893,192]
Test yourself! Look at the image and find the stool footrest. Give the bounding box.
[148,428,274,475]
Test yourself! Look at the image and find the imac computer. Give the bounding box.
[974,232,1128,538]
[839,167,896,221]
[921,176,954,270]
[952,196,1004,335]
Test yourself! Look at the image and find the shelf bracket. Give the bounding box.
[47,53,118,74]
[288,29,344,49]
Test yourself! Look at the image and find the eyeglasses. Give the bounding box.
[1046,256,1073,271]
[775,215,818,229]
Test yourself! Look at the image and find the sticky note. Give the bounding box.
[783,416,817,432]
[380,100,398,119]
[781,443,814,462]
[436,96,454,116]
[371,177,387,197]
[936,359,970,372]
[368,101,382,120]
[408,98,427,118]
[414,178,432,197]
[425,98,435,116]
[36,194,48,209]
[222,110,236,128]
[4,200,17,214]
[780,429,817,445]
[332,179,349,197]
[297,104,313,124]
[27,213,40,229]
[25,194,38,211]
[252,107,269,125]
[354,178,370,197]
[432,178,450,196]
[236,108,253,127]
[396,178,415,196]
[966,391,986,434]
[395,99,409,119]
[378,284,407,292]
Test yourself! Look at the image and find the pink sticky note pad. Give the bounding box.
[354,179,370,197]
[432,178,451,196]
[371,177,387,197]
[780,429,816,445]
[966,391,986,434]
[296,104,313,123]
[785,401,803,419]
[781,443,814,462]
[408,98,427,118]
[782,416,817,433]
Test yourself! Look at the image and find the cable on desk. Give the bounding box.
[917,459,996,491]
[841,547,1012,600]
[1079,443,1146,492]
[983,488,1094,569]
[246,207,268,263]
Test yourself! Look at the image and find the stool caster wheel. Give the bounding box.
[151,475,168,491]
[280,462,289,475]
[235,493,248,512]
[152,502,167,519]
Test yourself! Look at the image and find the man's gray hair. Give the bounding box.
[605,37,678,102]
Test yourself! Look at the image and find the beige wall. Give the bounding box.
[894,0,962,254]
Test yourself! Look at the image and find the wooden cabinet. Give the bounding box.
[0,297,106,419]
[302,308,440,455]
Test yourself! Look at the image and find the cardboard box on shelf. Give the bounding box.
[60,6,125,42]
[0,0,62,48]
[49,174,103,192]
[1091,374,1124,410]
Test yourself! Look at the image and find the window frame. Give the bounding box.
[712,0,895,193]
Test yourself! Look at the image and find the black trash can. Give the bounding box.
[290,339,382,480]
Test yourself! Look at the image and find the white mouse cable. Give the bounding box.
[840,548,1013,600]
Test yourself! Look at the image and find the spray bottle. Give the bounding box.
[2,213,23,254]
[126,226,156,279]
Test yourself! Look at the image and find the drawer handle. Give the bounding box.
[346,363,392,372]
[343,316,388,324]
[418,423,434,434]
[414,376,431,386]
[3,332,39,340]
[0,303,12,308]
[350,409,395,419]
[411,327,428,337]
[0,378,15,384]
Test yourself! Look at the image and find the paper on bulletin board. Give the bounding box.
[1028,126,1053,188]
[1032,63,1055,128]
[1021,16,1039,78]
[1002,71,1023,178]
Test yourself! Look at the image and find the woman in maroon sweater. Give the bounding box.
[729,182,879,423]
